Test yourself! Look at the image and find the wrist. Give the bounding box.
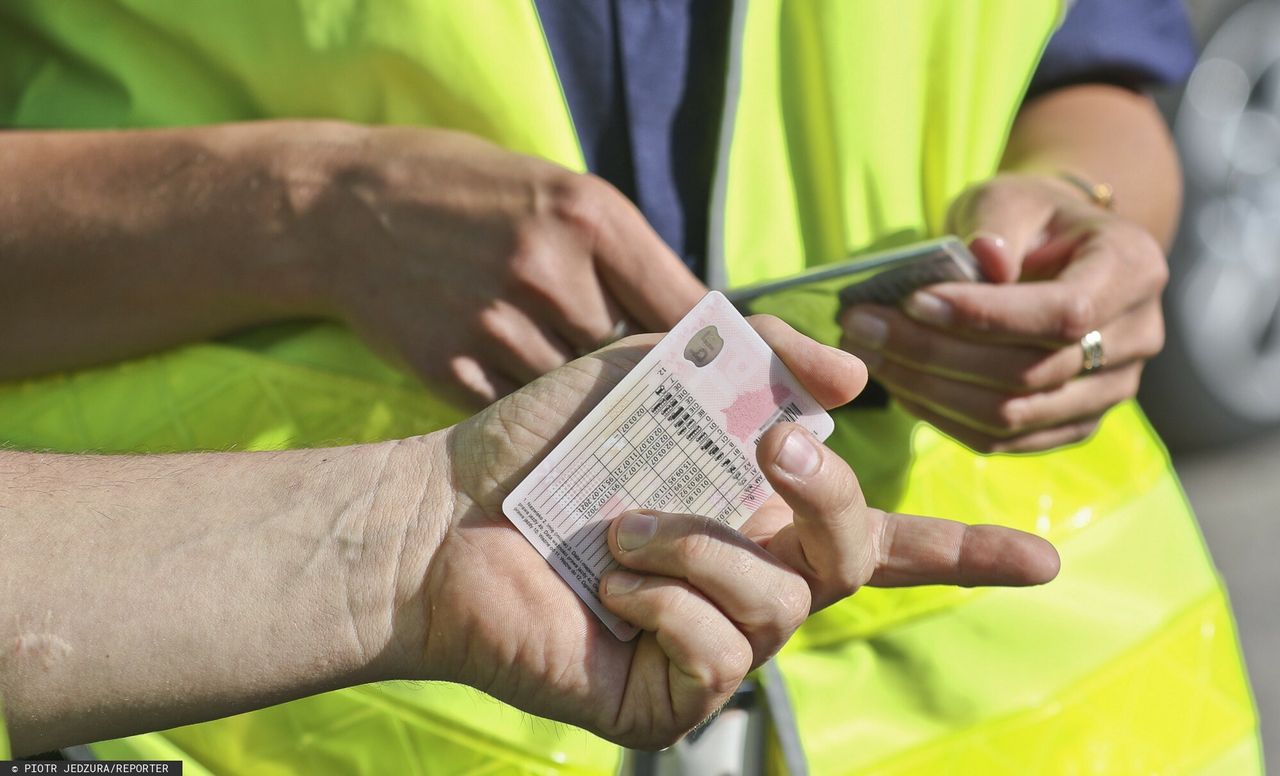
[997,167,1105,210]
[346,430,458,683]
[217,119,373,319]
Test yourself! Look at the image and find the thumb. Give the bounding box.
[947,179,1054,284]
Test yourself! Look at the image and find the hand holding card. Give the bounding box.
[410,303,1057,749]
[503,292,834,638]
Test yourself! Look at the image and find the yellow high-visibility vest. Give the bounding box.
[0,1,1260,773]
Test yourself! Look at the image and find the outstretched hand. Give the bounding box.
[401,315,1059,749]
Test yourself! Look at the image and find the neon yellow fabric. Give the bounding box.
[0,1,1260,774]
[724,2,1058,285]
[0,1,581,166]
[774,451,1256,773]
[0,697,8,759]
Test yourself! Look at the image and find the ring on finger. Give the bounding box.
[1079,330,1106,374]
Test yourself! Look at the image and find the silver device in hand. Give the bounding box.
[728,236,983,311]
[724,236,984,346]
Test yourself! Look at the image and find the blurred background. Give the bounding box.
[1143,0,1280,763]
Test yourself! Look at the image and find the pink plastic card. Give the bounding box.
[503,291,834,639]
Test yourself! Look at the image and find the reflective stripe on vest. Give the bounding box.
[0,1,1260,773]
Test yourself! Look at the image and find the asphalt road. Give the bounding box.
[1174,429,1280,766]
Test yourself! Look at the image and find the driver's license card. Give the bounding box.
[503,291,834,639]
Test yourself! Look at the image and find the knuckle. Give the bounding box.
[674,525,721,567]
[713,640,754,691]
[676,634,750,697]
[506,229,555,284]
[653,584,691,618]
[547,172,613,245]
[1056,292,1096,342]
[773,579,812,634]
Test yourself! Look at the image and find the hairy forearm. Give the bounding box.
[0,122,363,380]
[0,433,447,754]
[1002,84,1182,248]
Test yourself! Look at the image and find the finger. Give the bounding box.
[566,298,644,357]
[902,233,1165,346]
[607,511,810,663]
[841,304,1067,390]
[840,301,1165,391]
[748,315,869,409]
[851,349,1143,439]
[866,511,1060,587]
[756,423,1060,599]
[578,294,643,353]
[476,302,574,384]
[518,254,631,351]
[587,182,707,330]
[946,179,1058,282]
[444,354,520,407]
[599,572,753,730]
[504,212,621,350]
[893,394,1102,454]
[528,283,618,352]
[753,423,874,608]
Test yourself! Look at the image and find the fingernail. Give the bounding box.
[616,511,658,551]
[774,428,821,477]
[606,571,644,596]
[904,291,952,326]
[968,231,1007,253]
[845,310,889,348]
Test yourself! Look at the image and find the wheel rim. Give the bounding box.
[1173,0,1280,423]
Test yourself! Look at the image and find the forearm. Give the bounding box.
[0,122,360,380]
[1002,84,1182,248]
[0,434,448,754]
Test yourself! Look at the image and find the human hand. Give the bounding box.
[295,124,705,406]
[393,316,1059,749]
[839,173,1168,453]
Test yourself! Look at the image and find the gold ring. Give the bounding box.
[1080,330,1106,374]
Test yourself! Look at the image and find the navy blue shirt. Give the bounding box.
[536,0,1197,279]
